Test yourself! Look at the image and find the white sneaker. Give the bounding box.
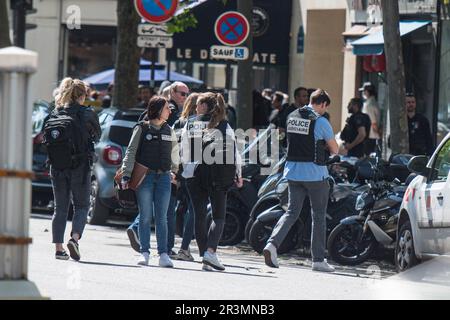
[263,243,279,268]
[159,253,174,268]
[202,251,225,271]
[312,260,335,273]
[202,263,214,271]
[137,252,150,266]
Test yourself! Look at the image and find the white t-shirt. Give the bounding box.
[363,97,381,140]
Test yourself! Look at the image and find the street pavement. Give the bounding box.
[27,214,449,300]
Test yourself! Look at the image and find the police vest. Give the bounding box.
[286,108,318,162]
[186,115,237,188]
[136,122,173,172]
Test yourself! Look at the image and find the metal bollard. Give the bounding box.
[0,46,43,299]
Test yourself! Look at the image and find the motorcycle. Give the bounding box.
[326,150,412,265]
[248,155,360,254]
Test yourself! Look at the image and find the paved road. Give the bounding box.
[27,215,449,300]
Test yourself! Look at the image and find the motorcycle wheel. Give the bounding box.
[206,209,245,246]
[248,218,298,254]
[327,223,377,266]
[245,199,280,243]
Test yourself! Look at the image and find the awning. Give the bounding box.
[351,21,431,55]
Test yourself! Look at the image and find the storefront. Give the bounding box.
[165,0,292,106]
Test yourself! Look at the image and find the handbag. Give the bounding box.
[113,168,137,208]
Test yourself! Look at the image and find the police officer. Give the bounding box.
[263,89,338,272]
[180,92,243,271]
[121,96,180,268]
[341,98,371,158]
[406,93,433,156]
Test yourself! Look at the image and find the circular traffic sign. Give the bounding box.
[134,0,179,24]
[214,11,250,46]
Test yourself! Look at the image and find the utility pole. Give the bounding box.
[0,0,11,48]
[236,0,253,130]
[381,0,409,154]
[113,0,141,109]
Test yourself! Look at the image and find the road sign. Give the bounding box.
[134,0,179,24]
[138,23,173,36]
[137,35,173,48]
[210,45,249,61]
[214,11,250,46]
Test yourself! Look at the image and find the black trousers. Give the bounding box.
[186,173,228,256]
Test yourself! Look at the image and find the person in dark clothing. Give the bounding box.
[253,90,271,129]
[406,93,434,156]
[136,86,155,108]
[341,98,371,158]
[46,78,101,261]
[180,92,243,271]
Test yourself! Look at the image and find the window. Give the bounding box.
[432,138,450,181]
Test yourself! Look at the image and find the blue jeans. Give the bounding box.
[136,172,171,254]
[167,193,178,252]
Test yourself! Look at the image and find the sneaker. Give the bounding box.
[67,239,80,261]
[126,228,141,253]
[137,252,150,266]
[168,250,177,257]
[202,263,213,271]
[202,251,225,271]
[312,260,335,273]
[263,243,279,268]
[55,250,69,260]
[174,249,194,262]
[159,253,174,268]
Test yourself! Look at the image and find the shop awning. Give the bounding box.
[351,21,431,55]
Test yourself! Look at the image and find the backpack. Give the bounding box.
[43,108,86,170]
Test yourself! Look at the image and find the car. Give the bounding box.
[88,107,146,225]
[31,100,54,211]
[395,132,450,272]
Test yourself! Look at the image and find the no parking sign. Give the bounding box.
[214,11,250,46]
[134,0,179,24]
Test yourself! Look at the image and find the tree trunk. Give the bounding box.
[0,0,11,48]
[113,1,141,110]
[381,0,409,154]
[236,0,253,130]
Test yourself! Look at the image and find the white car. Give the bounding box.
[395,132,450,272]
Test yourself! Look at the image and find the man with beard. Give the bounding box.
[341,98,371,158]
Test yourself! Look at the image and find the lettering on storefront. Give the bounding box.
[175,48,277,64]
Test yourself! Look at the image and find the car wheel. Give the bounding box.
[87,179,109,225]
[395,220,419,272]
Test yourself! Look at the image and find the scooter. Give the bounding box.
[326,148,413,265]
[248,156,360,254]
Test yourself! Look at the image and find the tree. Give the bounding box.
[113,0,141,110]
[236,0,253,130]
[0,0,11,48]
[381,0,409,154]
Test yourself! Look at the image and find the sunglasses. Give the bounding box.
[176,91,189,97]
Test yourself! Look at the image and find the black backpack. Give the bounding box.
[43,108,86,170]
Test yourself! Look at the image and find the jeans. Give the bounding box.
[136,172,171,254]
[51,164,91,244]
[167,192,178,252]
[187,176,228,256]
[268,179,330,262]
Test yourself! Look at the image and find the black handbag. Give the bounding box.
[113,168,137,208]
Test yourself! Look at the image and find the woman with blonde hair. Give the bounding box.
[44,77,101,261]
[180,92,243,271]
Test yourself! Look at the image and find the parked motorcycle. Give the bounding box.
[248,156,360,254]
[326,150,412,265]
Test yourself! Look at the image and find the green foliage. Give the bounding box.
[167,9,198,33]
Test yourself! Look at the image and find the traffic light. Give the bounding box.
[10,0,37,47]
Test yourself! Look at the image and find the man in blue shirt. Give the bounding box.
[263,89,338,272]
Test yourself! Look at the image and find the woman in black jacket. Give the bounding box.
[180,92,243,271]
